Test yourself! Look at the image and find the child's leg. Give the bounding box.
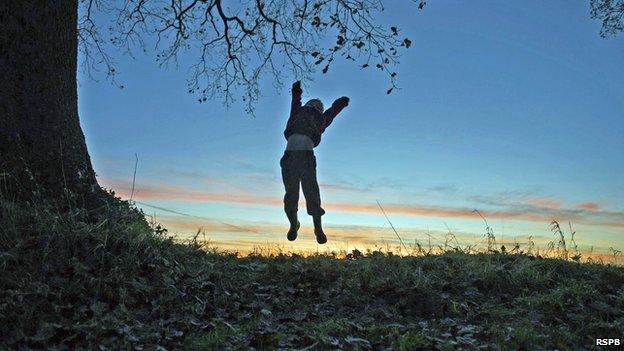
[300,153,327,244]
[280,152,301,239]
[300,153,325,218]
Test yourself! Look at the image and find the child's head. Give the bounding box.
[305,99,324,114]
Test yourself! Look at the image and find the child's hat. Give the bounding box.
[305,99,324,113]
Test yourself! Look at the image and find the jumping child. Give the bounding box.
[280,81,349,244]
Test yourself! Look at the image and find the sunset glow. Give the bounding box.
[81,1,623,260]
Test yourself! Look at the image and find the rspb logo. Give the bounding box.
[596,338,621,346]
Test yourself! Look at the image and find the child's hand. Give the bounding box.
[292,81,302,93]
[334,96,349,107]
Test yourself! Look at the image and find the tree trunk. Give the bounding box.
[0,0,104,210]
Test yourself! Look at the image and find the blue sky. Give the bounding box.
[78,1,623,254]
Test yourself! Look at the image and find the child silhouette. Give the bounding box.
[280,81,349,244]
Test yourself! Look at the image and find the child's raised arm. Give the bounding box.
[286,81,303,127]
[320,96,349,133]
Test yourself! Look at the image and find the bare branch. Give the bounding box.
[591,0,624,37]
[79,0,426,113]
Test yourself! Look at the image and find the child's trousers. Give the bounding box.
[280,150,325,218]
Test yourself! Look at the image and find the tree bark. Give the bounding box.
[0,0,104,210]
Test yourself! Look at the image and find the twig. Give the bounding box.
[134,200,259,234]
[376,200,408,253]
[130,153,138,201]
[473,209,497,251]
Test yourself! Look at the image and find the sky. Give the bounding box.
[78,1,624,257]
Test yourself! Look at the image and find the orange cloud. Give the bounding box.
[576,202,600,211]
[525,197,562,209]
[100,178,282,206]
[327,202,556,222]
[100,178,624,228]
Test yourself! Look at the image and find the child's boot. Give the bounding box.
[286,210,300,241]
[313,216,327,244]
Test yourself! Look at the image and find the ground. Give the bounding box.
[1,198,623,350]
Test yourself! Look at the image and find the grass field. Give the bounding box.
[1,198,623,350]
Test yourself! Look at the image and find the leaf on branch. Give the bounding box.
[311,52,320,58]
[361,63,369,69]
[390,26,398,35]
[322,64,330,74]
[387,88,393,94]
[402,38,412,48]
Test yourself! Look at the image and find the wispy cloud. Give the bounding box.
[525,197,562,210]
[576,202,600,211]
[166,170,221,182]
[319,181,369,193]
[102,177,624,228]
[101,177,282,206]
[318,175,410,195]
[426,184,461,195]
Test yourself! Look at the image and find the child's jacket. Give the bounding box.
[283,84,348,147]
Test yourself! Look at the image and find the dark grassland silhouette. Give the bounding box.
[1,198,623,350]
[1,1,624,350]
